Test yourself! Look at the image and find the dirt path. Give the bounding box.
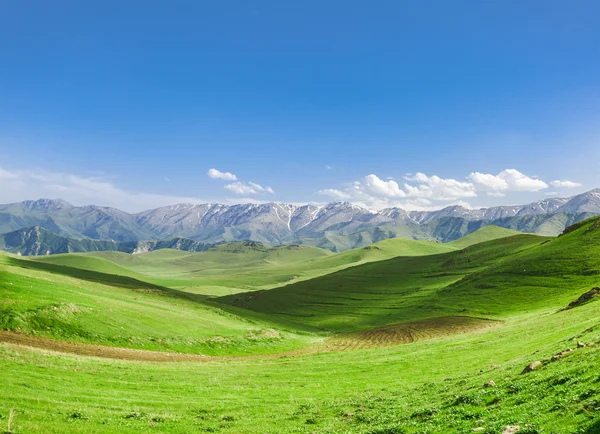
[0,331,216,362]
[0,316,500,362]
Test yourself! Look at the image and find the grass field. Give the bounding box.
[447,225,522,249]
[219,234,550,331]
[32,237,458,296]
[0,252,319,356]
[2,222,600,433]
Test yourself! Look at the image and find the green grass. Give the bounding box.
[32,243,331,296]
[219,234,550,332]
[0,253,319,356]
[1,300,599,433]
[3,219,600,432]
[447,225,522,249]
[220,220,600,333]
[31,237,456,296]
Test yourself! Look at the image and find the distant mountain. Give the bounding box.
[0,199,155,241]
[0,226,212,256]
[1,189,599,253]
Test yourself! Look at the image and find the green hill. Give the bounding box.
[29,238,454,297]
[220,218,600,334]
[447,225,522,248]
[218,234,548,331]
[3,220,600,433]
[437,216,600,315]
[0,253,317,356]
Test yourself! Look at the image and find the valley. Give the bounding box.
[1,217,600,432]
[3,4,598,432]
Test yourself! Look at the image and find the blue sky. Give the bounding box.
[1,1,599,211]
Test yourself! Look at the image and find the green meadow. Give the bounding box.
[1,223,600,433]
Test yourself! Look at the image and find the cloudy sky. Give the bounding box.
[1,1,599,212]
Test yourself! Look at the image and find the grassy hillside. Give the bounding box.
[222,218,600,334]
[219,234,551,331]
[447,225,521,248]
[437,216,600,315]
[0,253,318,356]
[1,287,599,433]
[3,220,600,432]
[37,242,331,276]
[32,238,455,296]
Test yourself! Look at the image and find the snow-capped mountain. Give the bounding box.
[1,189,600,252]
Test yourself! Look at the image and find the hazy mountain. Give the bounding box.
[0,199,155,241]
[0,226,212,256]
[1,189,599,253]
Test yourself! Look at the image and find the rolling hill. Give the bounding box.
[220,217,600,334]
[218,233,551,331]
[2,219,600,433]
[25,226,521,297]
[0,251,318,356]
[447,225,521,248]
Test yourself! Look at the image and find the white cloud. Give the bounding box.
[357,174,406,198]
[0,167,206,213]
[325,165,333,170]
[469,169,548,193]
[209,168,275,196]
[318,188,352,200]
[317,168,561,210]
[469,172,509,192]
[207,168,237,181]
[248,182,275,194]
[0,168,20,179]
[317,173,476,210]
[225,181,275,195]
[550,180,582,188]
[403,173,476,200]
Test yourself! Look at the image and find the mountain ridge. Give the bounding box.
[1,189,599,251]
[0,226,213,256]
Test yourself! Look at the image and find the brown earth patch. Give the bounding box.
[315,316,500,352]
[0,331,214,362]
[0,316,499,362]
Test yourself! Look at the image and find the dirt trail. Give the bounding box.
[0,316,499,362]
[0,331,215,362]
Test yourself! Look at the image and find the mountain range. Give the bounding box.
[0,226,212,256]
[1,189,600,254]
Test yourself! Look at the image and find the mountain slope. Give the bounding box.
[29,238,451,297]
[220,216,600,333]
[0,226,213,255]
[218,233,549,331]
[0,199,156,241]
[0,252,317,355]
[447,225,521,248]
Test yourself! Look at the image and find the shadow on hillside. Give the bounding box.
[6,256,207,303]
[581,419,600,434]
[6,257,324,332]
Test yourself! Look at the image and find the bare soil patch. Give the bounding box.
[316,316,500,352]
[0,316,499,362]
[0,331,212,362]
